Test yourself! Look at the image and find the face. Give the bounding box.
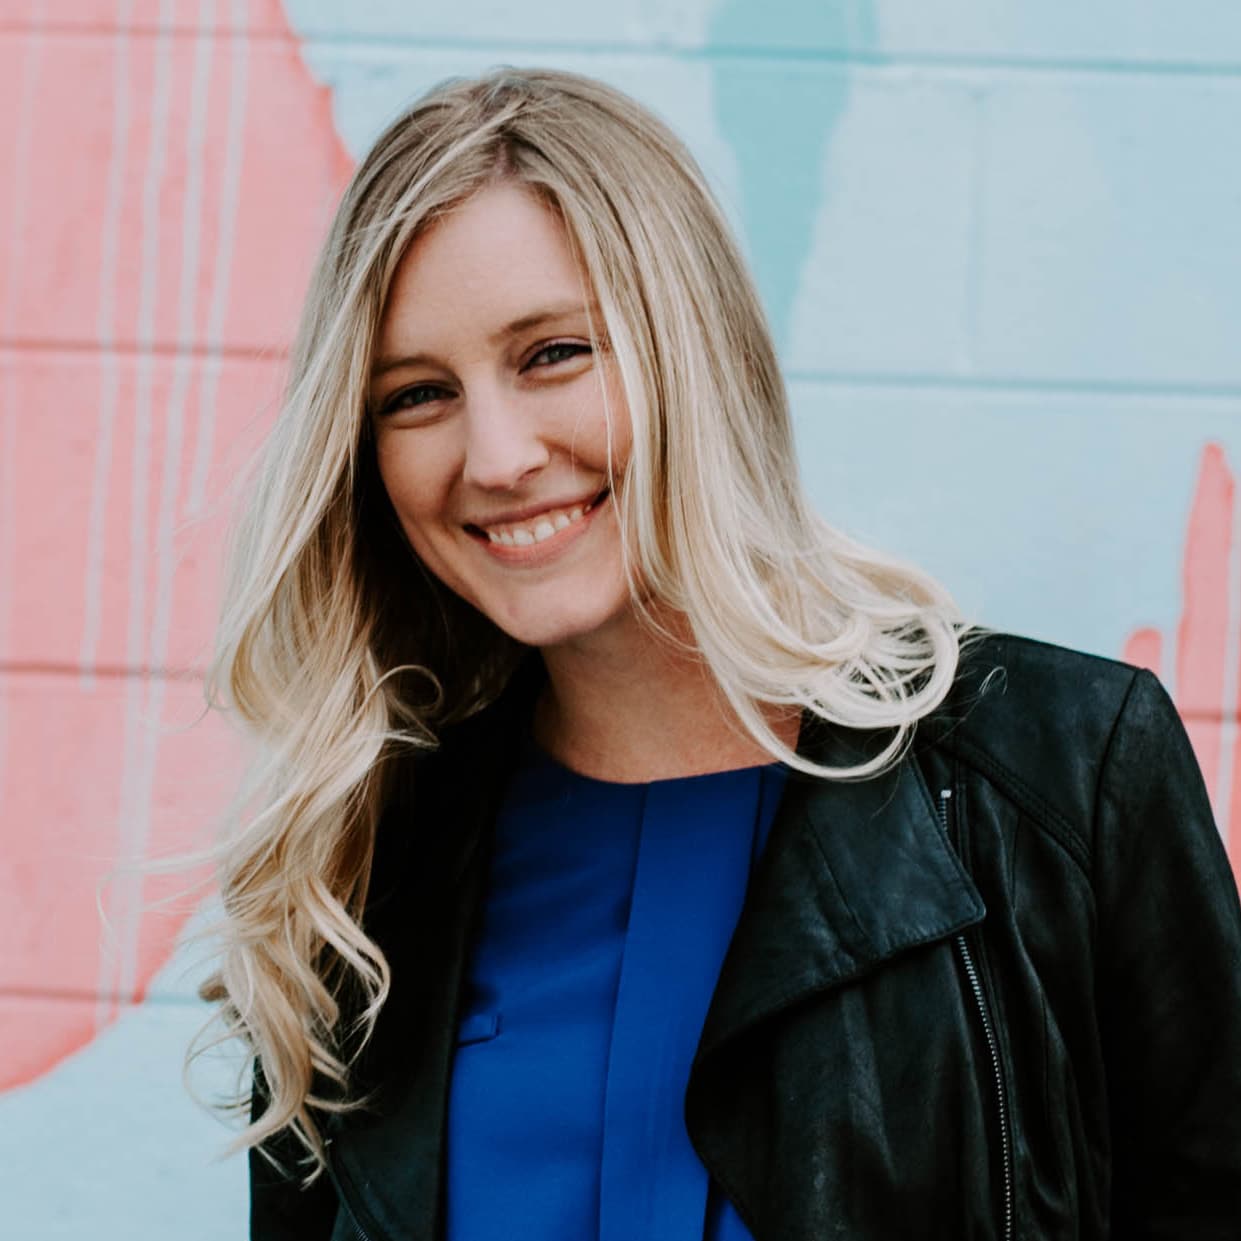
[368,182,633,650]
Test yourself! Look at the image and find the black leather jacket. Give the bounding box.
[250,632,1241,1239]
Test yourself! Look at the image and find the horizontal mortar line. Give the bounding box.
[0,661,1233,724]
[0,983,207,1007]
[291,39,1241,82]
[3,23,1241,80]
[787,369,1241,401]
[0,659,205,681]
[3,340,1239,402]
[0,338,287,365]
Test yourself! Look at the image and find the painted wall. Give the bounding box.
[1,1,1239,1234]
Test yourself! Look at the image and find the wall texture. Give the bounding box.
[1,1,1239,1234]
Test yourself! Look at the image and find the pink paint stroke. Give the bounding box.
[0,0,351,1091]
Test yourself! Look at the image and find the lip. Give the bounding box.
[467,489,611,566]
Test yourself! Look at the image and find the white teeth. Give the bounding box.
[480,495,601,548]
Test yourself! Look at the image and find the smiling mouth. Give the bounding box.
[464,488,610,547]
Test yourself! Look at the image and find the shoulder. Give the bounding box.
[921,628,1162,864]
[932,627,1144,754]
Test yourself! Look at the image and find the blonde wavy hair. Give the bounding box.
[197,67,967,1178]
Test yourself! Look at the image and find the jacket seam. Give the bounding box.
[806,810,872,958]
[1089,665,1144,886]
[940,736,1092,878]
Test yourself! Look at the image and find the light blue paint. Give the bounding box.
[873,1,1241,65]
[781,72,978,375]
[279,0,707,48]
[708,0,880,51]
[790,381,1241,668]
[976,74,1241,386]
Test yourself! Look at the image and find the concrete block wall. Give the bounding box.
[1,2,1238,1234]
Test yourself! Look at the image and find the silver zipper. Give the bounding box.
[325,1140,378,1241]
[938,788,1014,1241]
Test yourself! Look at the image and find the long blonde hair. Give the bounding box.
[198,67,966,1178]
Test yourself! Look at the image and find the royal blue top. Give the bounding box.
[444,735,788,1241]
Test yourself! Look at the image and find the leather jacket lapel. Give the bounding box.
[695,721,986,1061]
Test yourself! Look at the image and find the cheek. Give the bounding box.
[600,366,634,468]
[374,442,466,580]
[375,436,450,532]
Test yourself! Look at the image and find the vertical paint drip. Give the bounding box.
[0,3,46,817]
[119,0,218,1011]
[1217,449,1241,886]
[1121,628,1162,677]
[80,0,135,688]
[186,0,249,521]
[97,0,179,1030]
[1174,444,1233,807]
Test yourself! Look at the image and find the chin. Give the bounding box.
[483,593,632,651]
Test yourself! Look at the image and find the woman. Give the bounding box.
[201,69,1241,1239]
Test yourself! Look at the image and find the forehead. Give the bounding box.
[377,183,592,353]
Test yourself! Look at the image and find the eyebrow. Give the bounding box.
[370,301,601,380]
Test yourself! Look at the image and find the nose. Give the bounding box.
[460,384,550,491]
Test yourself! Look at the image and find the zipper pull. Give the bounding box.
[937,787,952,834]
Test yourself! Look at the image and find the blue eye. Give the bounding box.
[378,384,447,416]
[528,342,591,368]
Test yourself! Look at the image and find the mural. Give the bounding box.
[1,0,1238,1234]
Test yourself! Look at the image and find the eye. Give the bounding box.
[526,341,592,369]
[375,383,449,417]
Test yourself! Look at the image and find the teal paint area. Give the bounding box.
[708,62,853,353]
[714,0,878,354]
[709,0,876,352]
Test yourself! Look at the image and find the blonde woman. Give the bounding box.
[202,69,1241,1240]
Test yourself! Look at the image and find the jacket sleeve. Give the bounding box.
[1094,668,1241,1238]
[248,1063,339,1240]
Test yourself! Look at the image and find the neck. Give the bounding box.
[531,603,801,783]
